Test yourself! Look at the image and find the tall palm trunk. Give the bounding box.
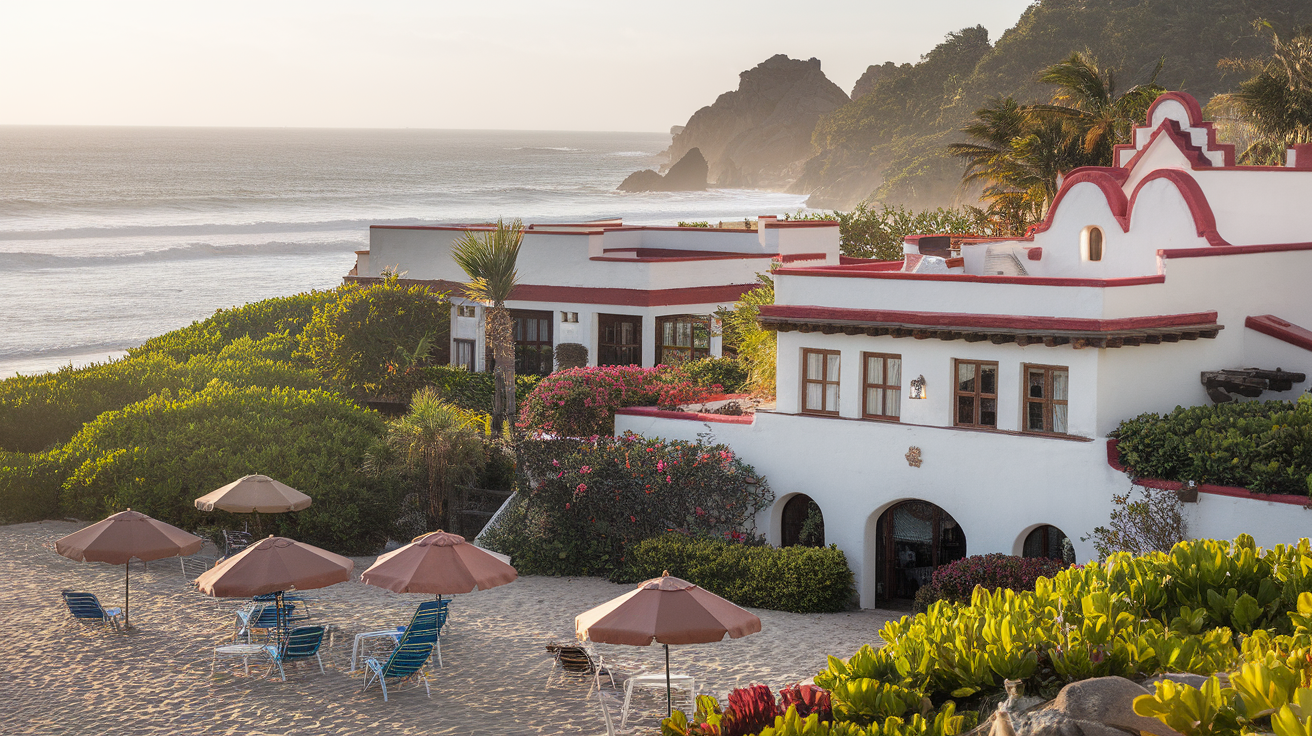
[487,305,515,435]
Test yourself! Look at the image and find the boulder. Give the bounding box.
[617,149,708,192]
[987,710,1136,736]
[616,169,665,192]
[1052,677,1185,736]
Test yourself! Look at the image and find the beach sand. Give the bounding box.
[0,521,895,735]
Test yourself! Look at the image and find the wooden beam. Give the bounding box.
[889,328,911,338]
[1143,334,1162,344]
[1122,336,1142,346]
[798,324,815,334]
[773,323,796,332]
[963,333,990,343]
[1105,337,1124,348]
[842,326,861,336]
[1180,331,1199,341]
[1162,334,1180,343]
[1200,329,1220,339]
[820,325,839,335]
[989,334,1016,344]
[1043,336,1070,347]
[1014,335,1035,347]
[936,330,958,341]
[912,330,934,340]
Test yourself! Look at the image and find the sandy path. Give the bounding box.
[0,521,894,735]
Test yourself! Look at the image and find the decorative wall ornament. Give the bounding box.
[905,446,923,468]
[909,375,927,400]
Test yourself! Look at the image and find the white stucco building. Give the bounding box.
[348,218,839,374]
[617,92,1312,608]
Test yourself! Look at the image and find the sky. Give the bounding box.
[0,0,1036,132]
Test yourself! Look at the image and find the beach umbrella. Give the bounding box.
[55,509,204,629]
[195,535,353,642]
[195,475,312,513]
[360,530,517,597]
[576,571,762,717]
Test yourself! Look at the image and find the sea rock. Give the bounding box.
[663,54,849,189]
[618,148,708,192]
[1052,676,1184,736]
[986,710,1136,736]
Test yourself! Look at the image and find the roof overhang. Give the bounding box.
[758,305,1222,348]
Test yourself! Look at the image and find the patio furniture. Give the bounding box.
[60,591,124,632]
[220,529,254,560]
[621,673,696,727]
[545,643,615,692]
[597,690,618,736]
[350,600,444,673]
[234,601,297,642]
[254,591,310,621]
[211,643,269,676]
[262,625,327,681]
[362,641,436,702]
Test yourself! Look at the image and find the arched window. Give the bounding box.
[874,500,967,602]
[1023,525,1074,563]
[1083,226,1104,262]
[781,494,824,547]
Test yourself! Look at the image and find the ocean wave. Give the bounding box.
[505,146,584,152]
[0,217,416,241]
[609,151,658,157]
[0,240,362,271]
[0,340,136,362]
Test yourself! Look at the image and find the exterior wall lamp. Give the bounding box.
[909,375,927,400]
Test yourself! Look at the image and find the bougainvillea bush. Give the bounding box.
[517,365,719,437]
[913,553,1066,609]
[479,432,772,576]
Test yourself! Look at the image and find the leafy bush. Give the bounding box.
[554,343,588,370]
[423,365,541,414]
[297,276,451,400]
[0,451,63,523]
[618,534,854,613]
[479,432,773,577]
[518,365,716,437]
[913,553,1066,609]
[1113,396,1312,495]
[716,275,776,396]
[683,357,750,394]
[131,290,337,361]
[0,347,320,453]
[790,203,993,260]
[53,380,398,554]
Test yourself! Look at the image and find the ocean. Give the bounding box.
[0,126,808,378]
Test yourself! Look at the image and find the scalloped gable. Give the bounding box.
[1114,92,1235,169]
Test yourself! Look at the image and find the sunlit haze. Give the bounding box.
[0,0,1034,131]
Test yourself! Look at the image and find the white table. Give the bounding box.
[350,629,404,672]
[211,643,270,676]
[621,673,695,727]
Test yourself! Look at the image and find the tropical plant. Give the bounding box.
[789,204,1002,259]
[373,386,485,530]
[518,365,716,437]
[451,218,525,435]
[913,553,1066,609]
[716,274,777,396]
[1217,23,1312,164]
[1084,486,1189,560]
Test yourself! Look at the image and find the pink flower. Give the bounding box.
[656,460,666,471]
[576,483,587,494]
[551,460,559,467]
[666,475,673,483]
[579,466,592,474]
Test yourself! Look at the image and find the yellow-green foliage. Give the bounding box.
[716,274,776,396]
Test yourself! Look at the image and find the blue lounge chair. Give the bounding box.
[61,591,124,632]
[263,625,326,681]
[253,592,310,621]
[234,601,297,642]
[349,600,444,673]
[362,641,436,702]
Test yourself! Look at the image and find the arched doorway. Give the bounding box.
[875,500,966,603]
[1023,524,1073,563]
[780,494,824,547]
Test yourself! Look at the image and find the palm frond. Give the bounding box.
[451,218,525,307]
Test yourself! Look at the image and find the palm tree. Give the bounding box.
[1032,52,1165,164]
[451,218,525,435]
[1217,25,1312,163]
[382,387,485,530]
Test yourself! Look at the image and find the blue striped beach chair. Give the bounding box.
[362,641,436,702]
[60,591,124,632]
[263,625,327,681]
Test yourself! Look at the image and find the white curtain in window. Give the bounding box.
[893,506,933,543]
[806,352,823,380]
[806,383,823,411]
[1053,370,1069,432]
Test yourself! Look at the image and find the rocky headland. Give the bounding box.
[617,147,708,192]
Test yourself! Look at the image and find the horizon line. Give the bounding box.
[0,122,670,135]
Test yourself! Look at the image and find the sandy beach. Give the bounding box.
[0,521,893,736]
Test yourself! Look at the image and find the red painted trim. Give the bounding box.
[1246,314,1312,352]
[615,406,755,425]
[773,266,1165,288]
[945,257,965,268]
[764,221,839,229]
[777,252,830,263]
[591,248,774,262]
[371,224,603,235]
[345,276,761,307]
[1119,119,1214,172]
[1026,247,1042,261]
[759,304,1217,332]
[1160,242,1312,259]
[1106,439,1310,506]
[1113,92,1235,168]
[1126,169,1229,246]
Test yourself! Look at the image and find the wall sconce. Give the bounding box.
[909,375,927,400]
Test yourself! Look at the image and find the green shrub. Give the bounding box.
[715,274,775,395]
[517,365,714,437]
[554,342,588,370]
[617,534,854,613]
[54,380,398,554]
[297,276,451,400]
[912,553,1066,610]
[1113,395,1312,495]
[131,290,337,361]
[0,451,63,523]
[0,349,320,453]
[683,357,750,394]
[479,433,773,577]
[423,365,541,414]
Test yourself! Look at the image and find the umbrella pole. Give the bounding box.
[276,591,286,647]
[665,643,672,717]
[124,562,130,630]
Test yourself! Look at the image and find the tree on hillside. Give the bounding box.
[1217,24,1312,164]
[949,53,1164,228]
[376,387,485,531]
[451,219,524,435]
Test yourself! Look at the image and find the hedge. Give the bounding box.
[423,365,541,414]
[0,451,63,524]
[682,357,750,394]
[617,534,855,613]
[130,290,336,362]
[912,553,1066,610]
[1113,395,1312,495]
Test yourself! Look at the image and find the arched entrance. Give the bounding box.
[1023,524,1073,563]
[780,494,824,547]
[875,500,966,603]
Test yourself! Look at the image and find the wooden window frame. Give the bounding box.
[452,338,475,372]
[800,348,841,416]
[953,359,999,428]
[861,351,902,421]
[1022,363,1070,435]
[656,314,711,365]
[456,305,477,318]
[598,313,642,366]
[510,309,554,376]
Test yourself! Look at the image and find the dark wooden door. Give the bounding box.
[511,310,553,376]
[598,314,642,366]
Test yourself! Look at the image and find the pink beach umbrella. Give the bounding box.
[576,571,762,716]
[55,509,204,629]
[360,530,517,597]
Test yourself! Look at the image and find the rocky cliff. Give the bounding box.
[661,55,849,189]
[617,148,709,192]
